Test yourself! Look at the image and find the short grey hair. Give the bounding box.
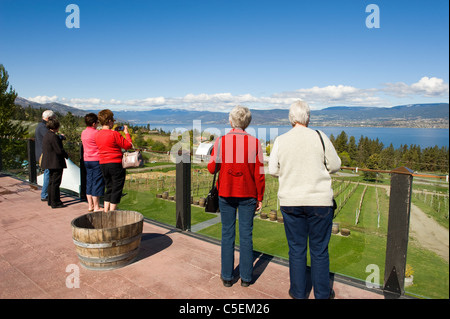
[42,110,54,120]
[229,105,252,130]
[289,100,310,126]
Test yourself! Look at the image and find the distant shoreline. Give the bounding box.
[136,121,449,129]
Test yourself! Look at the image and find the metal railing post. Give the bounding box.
[79,143,86,200]
[176,150,191,231]
[27,138,37,184]
[383,166,414,298]
[0,139,3,172]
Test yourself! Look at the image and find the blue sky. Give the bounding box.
[0,0,448,111]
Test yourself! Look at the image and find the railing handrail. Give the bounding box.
[340,166,448,179]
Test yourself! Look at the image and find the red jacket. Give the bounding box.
[95,129,133,164]
[207,129,265,201]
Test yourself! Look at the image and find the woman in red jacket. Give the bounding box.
[95,109,133,212]
[208,105,265,288]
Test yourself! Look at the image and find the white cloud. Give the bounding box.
[26,77,448,111]
[273,85,384,108]
[382,76,449,97]
[28,95,59,103]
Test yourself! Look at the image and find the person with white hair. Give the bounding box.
[269,100,341,299]
[35,109,55,201]
[208,105,265,288]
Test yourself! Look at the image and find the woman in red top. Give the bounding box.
[95,109,133,212]
[208,105,265,288]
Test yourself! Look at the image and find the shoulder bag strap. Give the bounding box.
[315,130,328,170]
[211,137,222,189]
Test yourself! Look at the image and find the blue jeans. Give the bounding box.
[281,206,333,299]
[85,161,105,197]
[41,169,50,200]
[219,196,257,283]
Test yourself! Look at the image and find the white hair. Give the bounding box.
[229,105,252,130]
[42,110,54,120]
[288,101,310,126]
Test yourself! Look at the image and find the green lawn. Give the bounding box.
[119,183,449,299]
[119,187,217,226]
[198,218,449,299]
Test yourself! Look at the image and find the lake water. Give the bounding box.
[148,123,449,149]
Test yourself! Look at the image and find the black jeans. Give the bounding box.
[100,163,126,204]
[48,169,63,207]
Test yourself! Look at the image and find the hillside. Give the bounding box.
[14,97,449,128]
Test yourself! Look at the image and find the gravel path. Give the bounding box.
[409,202,449,262]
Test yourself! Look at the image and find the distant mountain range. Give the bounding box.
[15,97,449,128]
[15,97,89,117]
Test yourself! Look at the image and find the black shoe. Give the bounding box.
[221,276,233,288]
[329,289,335,299]
[51,203,66,209]
[41,198,48,202]
[241,280,251,287]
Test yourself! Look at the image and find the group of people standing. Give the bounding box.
[35,109,132,212]
[208,101,341,299]
[35,100,341,299]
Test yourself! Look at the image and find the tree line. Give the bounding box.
[330,131,449,174]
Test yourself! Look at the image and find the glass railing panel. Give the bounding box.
[329,169,389,288]
[0,138,29,180]
[406,173,449,299]
[119,151,218,228]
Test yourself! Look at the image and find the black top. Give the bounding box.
[35,120,49,160]
[41,131,68,170]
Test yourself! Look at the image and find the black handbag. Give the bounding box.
[316,130,338,217]
[205,138,221,213]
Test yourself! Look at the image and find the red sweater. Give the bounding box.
[207,129,265,201]
[95,129,133,164]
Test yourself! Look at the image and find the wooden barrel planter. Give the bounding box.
[156,194,162,198]
[341,228,351,237]
[332,222,340,234]
[71,210,144,270]
[198,197,206,207]
[260,212,268,219]
[162,191,169,199]
[269,210,277,221]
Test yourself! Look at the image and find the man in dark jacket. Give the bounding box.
[35,110,54,201]
[41,117,68,209]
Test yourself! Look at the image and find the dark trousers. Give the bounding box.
[281,206,333,299]
[48,169,63,207]
[219,196,257,283]
[100,163,125,204]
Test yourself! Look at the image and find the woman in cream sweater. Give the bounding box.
[269,100,341,299]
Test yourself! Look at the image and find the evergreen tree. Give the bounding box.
[380,143,395,170]
[356,136,370,166]
[60,111,82,165]
[329,134,335,146]
[0,65,27,138]
[0,65,28,170]
[364,153,381,180]
[347,136,357,161]
[335,131,348,154]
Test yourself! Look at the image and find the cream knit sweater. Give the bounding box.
[268,126,341,207]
